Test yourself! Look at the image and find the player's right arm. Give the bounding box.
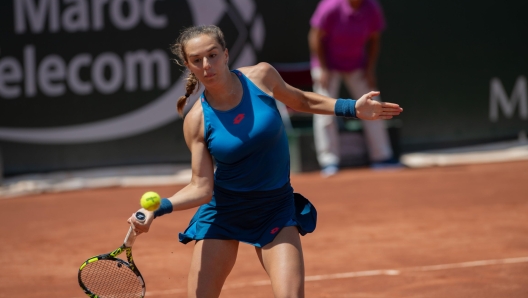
[166,102,215,211]
[130,101,214,234]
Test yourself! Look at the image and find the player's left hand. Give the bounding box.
[355,91,403,120]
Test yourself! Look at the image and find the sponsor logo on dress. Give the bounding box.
[233,113,245,124]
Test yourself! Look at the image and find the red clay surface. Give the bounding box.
[1,161,528,298]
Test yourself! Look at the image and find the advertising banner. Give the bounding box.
[377,0,527,150]
[0,0,526,175]
[0,0,284,175]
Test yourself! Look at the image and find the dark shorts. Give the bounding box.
[179,183,317,247]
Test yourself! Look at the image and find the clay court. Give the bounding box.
[1,161,528,297]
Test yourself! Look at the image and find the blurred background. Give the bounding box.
[0,0,527,183]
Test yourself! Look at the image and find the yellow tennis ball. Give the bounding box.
[140,191,161,211]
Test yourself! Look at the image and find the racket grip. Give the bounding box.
[124,211,146,247]
[135,211,146,223]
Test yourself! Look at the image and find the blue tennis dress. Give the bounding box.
[179,69,317,247]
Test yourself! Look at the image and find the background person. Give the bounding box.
[129,25,402,297]
[308,0,399,177]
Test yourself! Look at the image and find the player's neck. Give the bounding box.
[205,72,242,111]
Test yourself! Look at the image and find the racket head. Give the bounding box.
[78,249,145,298]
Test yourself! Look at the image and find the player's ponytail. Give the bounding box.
[176,72,199,116]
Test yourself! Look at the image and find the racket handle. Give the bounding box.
[135,211,146,223]
[124,211,146,247]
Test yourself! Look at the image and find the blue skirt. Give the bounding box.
[179,183,317,247]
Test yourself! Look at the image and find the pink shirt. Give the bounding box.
[310,0,386,72]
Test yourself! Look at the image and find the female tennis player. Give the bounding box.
[128,25,402,297]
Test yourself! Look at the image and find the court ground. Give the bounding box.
[1,161,527,297]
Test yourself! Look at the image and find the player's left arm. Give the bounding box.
[241,62,402,120]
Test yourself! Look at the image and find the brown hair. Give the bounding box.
[170,25,227,115]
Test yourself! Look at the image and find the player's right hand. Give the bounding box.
[128,208,154,235]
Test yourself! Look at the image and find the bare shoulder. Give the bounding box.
[238,62,274,77]
[183,100,204,144]
[238,62,282,95]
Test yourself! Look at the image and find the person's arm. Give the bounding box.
[241,62,402,121]
[308,26,330,90]
[129,102,214,234]
[166,103,215,211]
[365,32,381,89]
[308,27,327,70]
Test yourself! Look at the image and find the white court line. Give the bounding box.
[143,256,528,296]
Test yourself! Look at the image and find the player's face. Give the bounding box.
[184,34,228,84]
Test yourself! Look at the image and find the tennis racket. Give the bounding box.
[78,211,146,298]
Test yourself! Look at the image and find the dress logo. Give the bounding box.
[270,227,280,234]
[233,113,245,124]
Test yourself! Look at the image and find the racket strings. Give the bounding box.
[80,259,144,297]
